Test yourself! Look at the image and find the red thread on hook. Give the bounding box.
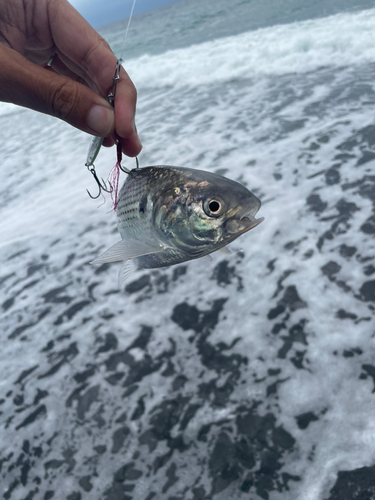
[117,141,122,164]
[107,142,123,212]
[107,162,120,212]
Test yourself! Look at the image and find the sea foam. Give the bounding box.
[1,7,375,117]
[126,7,375,87]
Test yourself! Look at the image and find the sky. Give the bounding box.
[69,0,183,28]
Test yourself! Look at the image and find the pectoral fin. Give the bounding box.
[91,239,163,265]
[201,254,213,262]
[119,259,138,286]
[218,246,231,255]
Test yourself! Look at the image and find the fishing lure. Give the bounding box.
[84,0,137,201]
[85,59,127,201]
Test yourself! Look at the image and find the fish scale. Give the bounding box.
[116,170,155,243]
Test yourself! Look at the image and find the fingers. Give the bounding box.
[47,0,142,155]
[0,0,142,157]
[0,44,115,137]
[114,67,142,156]
[48,53,142,156]
[47,0,113,95]
[119,135,143,157]
[44,52,93,89]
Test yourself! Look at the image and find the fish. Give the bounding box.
[91,165,264,283]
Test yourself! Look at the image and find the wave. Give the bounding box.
[126,7,375,87]
[0,102,22,117]
[2,7,375,117]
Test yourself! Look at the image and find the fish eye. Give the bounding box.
[209,200,220,212]
[204,197,224,217]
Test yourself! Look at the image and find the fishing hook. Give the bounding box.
[116,140,139,173]
[118,155,139,173]
[86,165,113,199]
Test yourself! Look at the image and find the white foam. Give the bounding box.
[125,7,375,87]
[0,102,24,118]
[1,5,375,498]
[2,8,375,119]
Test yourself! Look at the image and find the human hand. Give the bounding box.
[0,0,142,157]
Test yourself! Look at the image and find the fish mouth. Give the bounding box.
[239,214,264,232]
[225,213,264,235]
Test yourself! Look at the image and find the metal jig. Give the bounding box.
[85,59,124,198]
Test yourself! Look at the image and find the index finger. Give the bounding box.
[48,0,141,151]
[48,0,122,96]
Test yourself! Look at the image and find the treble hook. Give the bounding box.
[86,165,113,199]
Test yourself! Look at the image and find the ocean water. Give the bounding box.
[1,1,375,499]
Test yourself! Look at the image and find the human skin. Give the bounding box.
[0,0,142,157]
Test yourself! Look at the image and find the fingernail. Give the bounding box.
[87,105,114,136]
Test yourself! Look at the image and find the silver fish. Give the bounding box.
[92,165,264,282]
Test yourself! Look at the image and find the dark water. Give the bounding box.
[99,0,375,58]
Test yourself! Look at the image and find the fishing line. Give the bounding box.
[119,0,137,60]
[106,0,138,211]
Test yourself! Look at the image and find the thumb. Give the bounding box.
[0,45,115,137]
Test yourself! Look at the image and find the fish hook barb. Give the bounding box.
[86,165,113,199]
